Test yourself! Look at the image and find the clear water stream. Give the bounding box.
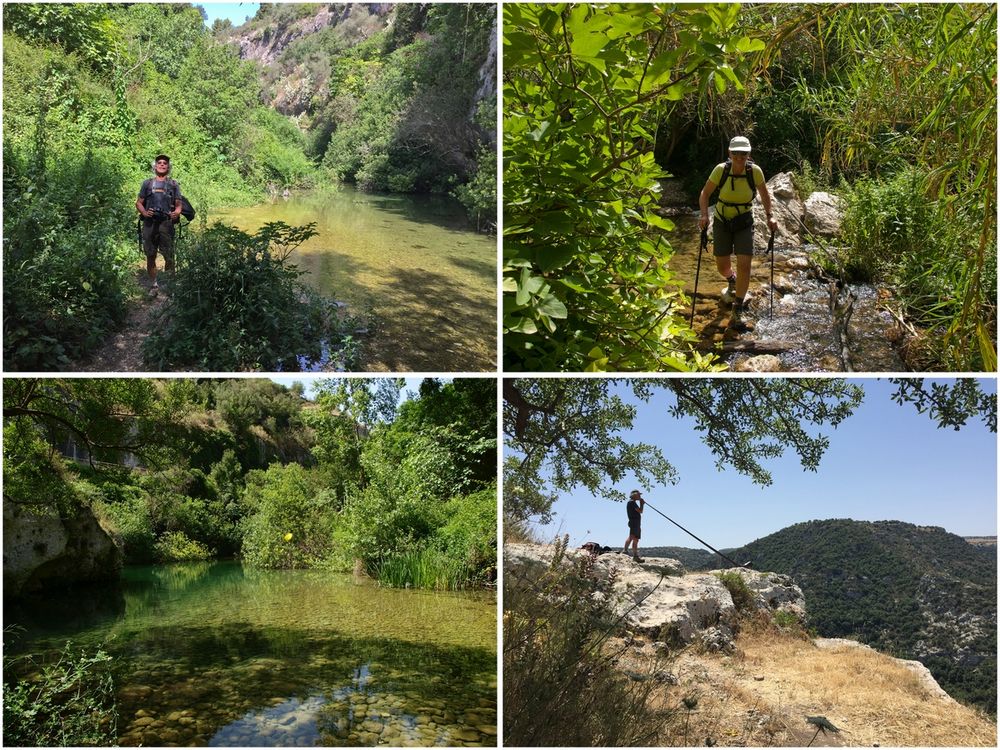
[667,214,904,371]
[213,188,496,372]
[5,562,497,747]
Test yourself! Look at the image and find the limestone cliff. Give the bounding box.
[3,501,122,597]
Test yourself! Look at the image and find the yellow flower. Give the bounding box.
[283,532,293,542]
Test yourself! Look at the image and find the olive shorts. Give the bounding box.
[142,218,175,264]
[713,215,754,257]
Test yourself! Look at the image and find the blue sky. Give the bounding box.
[199,2,260,28]
[528,379,997,549]
[269,377,428,402]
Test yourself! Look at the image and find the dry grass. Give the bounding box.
[617,621,996,747]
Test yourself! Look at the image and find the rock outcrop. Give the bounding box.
[505,543,806,653]
[233,5,392,66]
[749,172,845,251]
[3,501,122,597]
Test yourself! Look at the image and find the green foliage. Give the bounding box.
[788,4,996,370]
[91,482,156,563]
[432,485,498,586]
[142,222,363,371]
[716,571,754,613]
[372,548,471,591]
[4,377,496,592]
[3,637,118,747]
[3,3,120,73]
[153,530,213,562]
[240,463,335,569]
[504,538,669,745]
[453,102,497,232]
[503,4,768,371]
[3,143,135,370]
[839,171,996,369]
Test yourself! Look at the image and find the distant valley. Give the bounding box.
[642,519,996,713]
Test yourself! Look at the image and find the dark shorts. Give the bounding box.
[713,213,754,256]
[142,218,175,264]
[628,522,641,539]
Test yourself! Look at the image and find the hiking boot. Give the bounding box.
[721,275,737,305]
[633,554,644,563]
[730,302,754,332]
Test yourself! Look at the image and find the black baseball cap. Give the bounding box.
[155,154,170,163]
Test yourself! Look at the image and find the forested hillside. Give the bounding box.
[3,3,496,371]
[4,378,497,590]
[724,519,996,712]
[220,3,496,207]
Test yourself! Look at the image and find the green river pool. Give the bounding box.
[5,561,497,746]
[213,188,496,372]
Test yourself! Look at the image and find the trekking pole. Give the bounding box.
[689,226,707,326]
[641,499,751,569]
[768,227,775,319]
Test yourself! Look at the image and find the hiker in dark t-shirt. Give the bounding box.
[136,154,182,296]
[622,489,645,563]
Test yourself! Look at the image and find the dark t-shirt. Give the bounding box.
[626,499,641,525]
[139,178,180,216]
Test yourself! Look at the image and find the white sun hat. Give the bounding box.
[729,136,752,152]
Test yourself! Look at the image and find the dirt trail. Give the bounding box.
[76,272,167,372]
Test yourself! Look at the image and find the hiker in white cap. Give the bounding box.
[698,136,778,331]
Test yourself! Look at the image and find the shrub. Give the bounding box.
[504,539,670,745]
[153,530,213,562]
[142,221,364,371]
[3,637,118,747]
[3,144,134,370]
[432,484,497,585]
[717,570,755,613]
[240,464,335,569]
[92,485,156,564]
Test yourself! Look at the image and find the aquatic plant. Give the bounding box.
[2,633,118,747]
[372,548,471,591]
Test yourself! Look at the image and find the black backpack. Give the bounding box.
[716,158,757,209]
[141,178,195,223]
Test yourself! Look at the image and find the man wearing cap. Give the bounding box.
[698,136,779,331]
[622,489,645,563]
[136,154,182,296]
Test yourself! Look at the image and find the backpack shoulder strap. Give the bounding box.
[746,159,757,194]
[719,158,733,188]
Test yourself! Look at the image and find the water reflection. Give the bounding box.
[8,562,497,747]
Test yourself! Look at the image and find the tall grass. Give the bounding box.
[839,168,996,369]
[372,548,471,591]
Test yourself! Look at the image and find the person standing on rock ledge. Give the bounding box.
[698,136,779,332]
[622,489,645,562]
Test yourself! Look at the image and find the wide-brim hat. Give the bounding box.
[729,136,751,153]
